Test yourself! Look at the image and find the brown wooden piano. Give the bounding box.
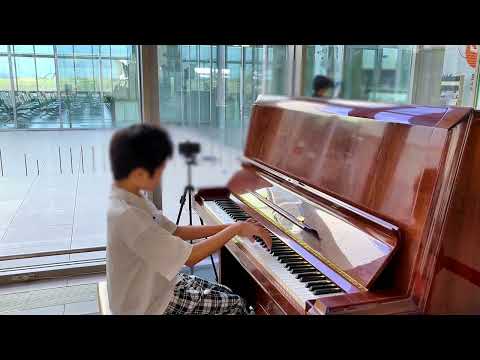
[194,95,480,315]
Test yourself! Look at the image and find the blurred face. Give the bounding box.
[130,162,167,192]
[315,88,330,97]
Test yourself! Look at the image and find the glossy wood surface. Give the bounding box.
[195,96,479,314]
[244,97,473,296]
[417,112,480,313]
[227,167,398,289]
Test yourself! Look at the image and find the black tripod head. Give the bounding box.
[179,141,200,166]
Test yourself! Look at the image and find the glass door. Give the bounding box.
[342,45,413,103]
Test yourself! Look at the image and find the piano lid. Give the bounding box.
[255,95,472,129]
[228,168,399,289]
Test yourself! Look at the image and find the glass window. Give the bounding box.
[182,45,190,61]
[0,56,13,128]
[111,59,125,94]
[157,44,288,144]
[127,46,133,59]
[92,58,101,92]
[0,45,142,279]
[111,45,128,58]
[227,46,241,62]
[75,59,95,91]
[34,45,54,55]
[92,45,100,57]
[74,45,93,57]
[101,59,112,93]
[36,57,56,91]
[0,45,8,54]
[158,45,181,123]
[244,46,252,62]
[362,49,376,69]
[302,45,479,107]
[212,46,217,62]
[200,46,210,61]
[226,47,241,127]
[58,58,75,92]
[382,48,398,70]
[190,45,198,61]
[266,46,288,95]
[101,45,111,57]
[0,56,10,90]
[14,56,37,91]
[13,45,34,54]
[56,45,74,56]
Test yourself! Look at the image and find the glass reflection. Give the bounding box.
[247,183,391,271]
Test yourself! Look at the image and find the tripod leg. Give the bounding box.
[199,217,219,283]
[188,187,193,226]
[176,187,194,274]
[187,188,194,275]
[175,187,188,226]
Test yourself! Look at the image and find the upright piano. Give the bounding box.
[194,96,480,315]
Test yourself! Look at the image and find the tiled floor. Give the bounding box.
[0,264,217,315]
[0,274,101,315]
[0,126,243,269]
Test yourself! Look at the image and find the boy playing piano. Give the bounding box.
[107,123,271,315]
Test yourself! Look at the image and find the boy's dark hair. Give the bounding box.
[109,124,173,181]
[312,75,334,94]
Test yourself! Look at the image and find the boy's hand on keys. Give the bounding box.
[237,219,272,249]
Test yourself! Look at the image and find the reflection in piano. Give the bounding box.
[194,96,480,314]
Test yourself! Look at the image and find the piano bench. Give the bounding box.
[97,281,112,315]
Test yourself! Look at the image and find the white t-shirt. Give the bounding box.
[107,185,192,315]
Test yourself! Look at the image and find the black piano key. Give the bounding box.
[277,253,302,259]
[278,255,304,261]
[309,283,338,291]
[272,248,290,254]
[286,263,313,271]
[313,287,342,295]
[306,280,333,288]
[290,266,319,274]
[270,242,289,247]
[271,246,289,251]
[279,258,304,265]
[305,278,329,287]
[282,259,308,266]
[299,275,326,283]
[271,250,296,256]
[296,271,323,278]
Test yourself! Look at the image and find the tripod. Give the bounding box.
[175,156,218,282]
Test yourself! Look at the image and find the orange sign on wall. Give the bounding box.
[466,45,478,69]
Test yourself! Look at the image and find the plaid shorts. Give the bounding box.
[164,273,252,315]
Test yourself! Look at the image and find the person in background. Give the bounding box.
[312,75,334,98]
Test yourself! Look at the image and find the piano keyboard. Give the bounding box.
[205,198,344,308]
